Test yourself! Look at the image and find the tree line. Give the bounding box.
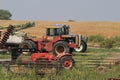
[0,9,12,20]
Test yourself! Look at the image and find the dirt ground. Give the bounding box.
[0,20,120,38]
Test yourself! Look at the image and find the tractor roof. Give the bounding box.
[46,24,69,29]
[46,26,63,28]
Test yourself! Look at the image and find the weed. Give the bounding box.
[88,35,104,43]
[100,38,114,48]
[88,35,120,48]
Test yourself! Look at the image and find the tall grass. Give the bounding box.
[0,48,120,80]
[88,35,104,43]
[88,35,120,48]
[0,65,120,80]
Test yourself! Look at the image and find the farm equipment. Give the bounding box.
[0,25,14,48]
[19,25,87,56]
[0,22,34,49]
[2,51,74,77]
[0,24,87,55]
[11,48,75,70]
[0,25,75,76]
[1,47,74,76]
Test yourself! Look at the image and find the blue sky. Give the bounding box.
[0,0,120,21]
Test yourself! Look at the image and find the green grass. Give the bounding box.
[73,48,120,60]
[88,35,120,48]
[0,65,120,80]
[0,54,11,59]
[0,48,120,80]
[88,35,104,43]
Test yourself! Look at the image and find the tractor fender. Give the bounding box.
[56,53,72,61]
[57,53,75,69]
[53,40,66,45]
[31,53,55,62]
[54,39,75,48]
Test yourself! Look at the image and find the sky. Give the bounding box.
[0,0,120,21]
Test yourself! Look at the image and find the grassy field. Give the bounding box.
[0,48,120,80]
[0,20,120,79]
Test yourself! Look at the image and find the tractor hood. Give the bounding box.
[61,34,76,37]
[61,34,86,41]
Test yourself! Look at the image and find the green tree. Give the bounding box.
[68,19,75,22]
[0,9,12,20]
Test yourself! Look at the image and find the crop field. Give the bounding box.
[0,48,120,80]
[1,20,120,38]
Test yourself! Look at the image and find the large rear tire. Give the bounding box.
[53,41,69,56]
[19,40,37,55]
[74,40,87,52]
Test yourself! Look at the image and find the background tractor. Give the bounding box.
[19,25,87,56]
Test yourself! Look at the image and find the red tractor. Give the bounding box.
[11,48,75,70]
[19,25,87,56]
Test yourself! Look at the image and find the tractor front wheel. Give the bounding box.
[59,56,75,69]
[74,40,87,52]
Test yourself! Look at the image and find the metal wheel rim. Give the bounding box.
[55,45,66,54]
[74,45,83,52]
[63,60,72,69]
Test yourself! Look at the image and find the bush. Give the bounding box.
[88,35,120,48]
[68,19,75,22]
[88,35,104,43]
[100,38,114,48]
[111,36,120,47]
[100,36,120,48]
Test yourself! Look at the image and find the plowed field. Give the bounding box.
[0,20,120,38]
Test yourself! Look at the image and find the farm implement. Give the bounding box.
[1,48,74,76]
[11,48,75,70]
[0,25,75,76]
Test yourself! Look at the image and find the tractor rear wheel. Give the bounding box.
[53,41,69,56]
[74,40,87,52]
[19,40,37,55]
[59,56,75,69]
